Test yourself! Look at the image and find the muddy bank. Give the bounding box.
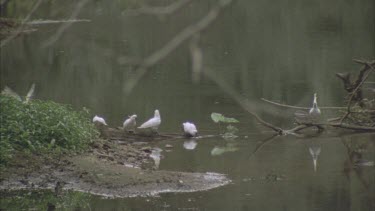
[0,135,230,198]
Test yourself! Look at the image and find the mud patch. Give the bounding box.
[0,138,230,198]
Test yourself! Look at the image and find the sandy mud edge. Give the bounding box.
[0,139,231,198]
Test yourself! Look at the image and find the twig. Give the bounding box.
[123,0,234,95]
[260,98,345,110]
[248,134,278,159]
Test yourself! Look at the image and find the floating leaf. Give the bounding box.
[211,112,223,123]
[210,112,239,123]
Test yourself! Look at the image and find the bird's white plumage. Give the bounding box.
[183,122,198,137]
[123,114,137,131]
[25,83,35,103]
[309,93,321,116]
[93,115,107,125]
[138,110,161,130]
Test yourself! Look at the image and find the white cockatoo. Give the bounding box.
[93,115,107,126]
[309,93,321,117]
[138,110,161,132]
[123,114,137,132]
[182,122,198,137]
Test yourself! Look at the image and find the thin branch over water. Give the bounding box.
[42,0,89,48]
[123,0,234,95]
[0,0,43,47]
[123,0,193,16]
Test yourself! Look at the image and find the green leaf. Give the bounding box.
[211,112,224,123]
[210,112,239,123]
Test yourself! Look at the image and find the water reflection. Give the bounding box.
[183,140,198,150]
[308,145,321,172]
[150,147,163,169]
[211,143,239,156]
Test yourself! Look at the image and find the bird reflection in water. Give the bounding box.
[183,140,198,150]
[309,146,321,172]
[149,147,163,169]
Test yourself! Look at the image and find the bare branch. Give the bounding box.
[261,98,345,110]
[123,0,234,95]
[329,123,375,132]
[26,19,91,25]
[189,34,203,83]
[248,134,278,159]
[124,0,193,16]
[1,0,43,47]
[42,0,89,48]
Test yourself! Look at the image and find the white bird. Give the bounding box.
[24,83,35,104]
[93,115,107,125]
[309,93,321,117]
[123,114,137,132]
[138,110,161,132]
[182,122,198,137]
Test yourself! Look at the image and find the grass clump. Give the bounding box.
[0,95,98,167]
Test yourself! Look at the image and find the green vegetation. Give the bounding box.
[210,113,239,123]
[210,112,239,139]
[0,190,91,210]
[0,95,98,167]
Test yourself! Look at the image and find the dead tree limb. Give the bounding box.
[339,60,375,123]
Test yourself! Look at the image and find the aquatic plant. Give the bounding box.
[211,112,239,138]
[0,95,98,166]
[210,112,239,123]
